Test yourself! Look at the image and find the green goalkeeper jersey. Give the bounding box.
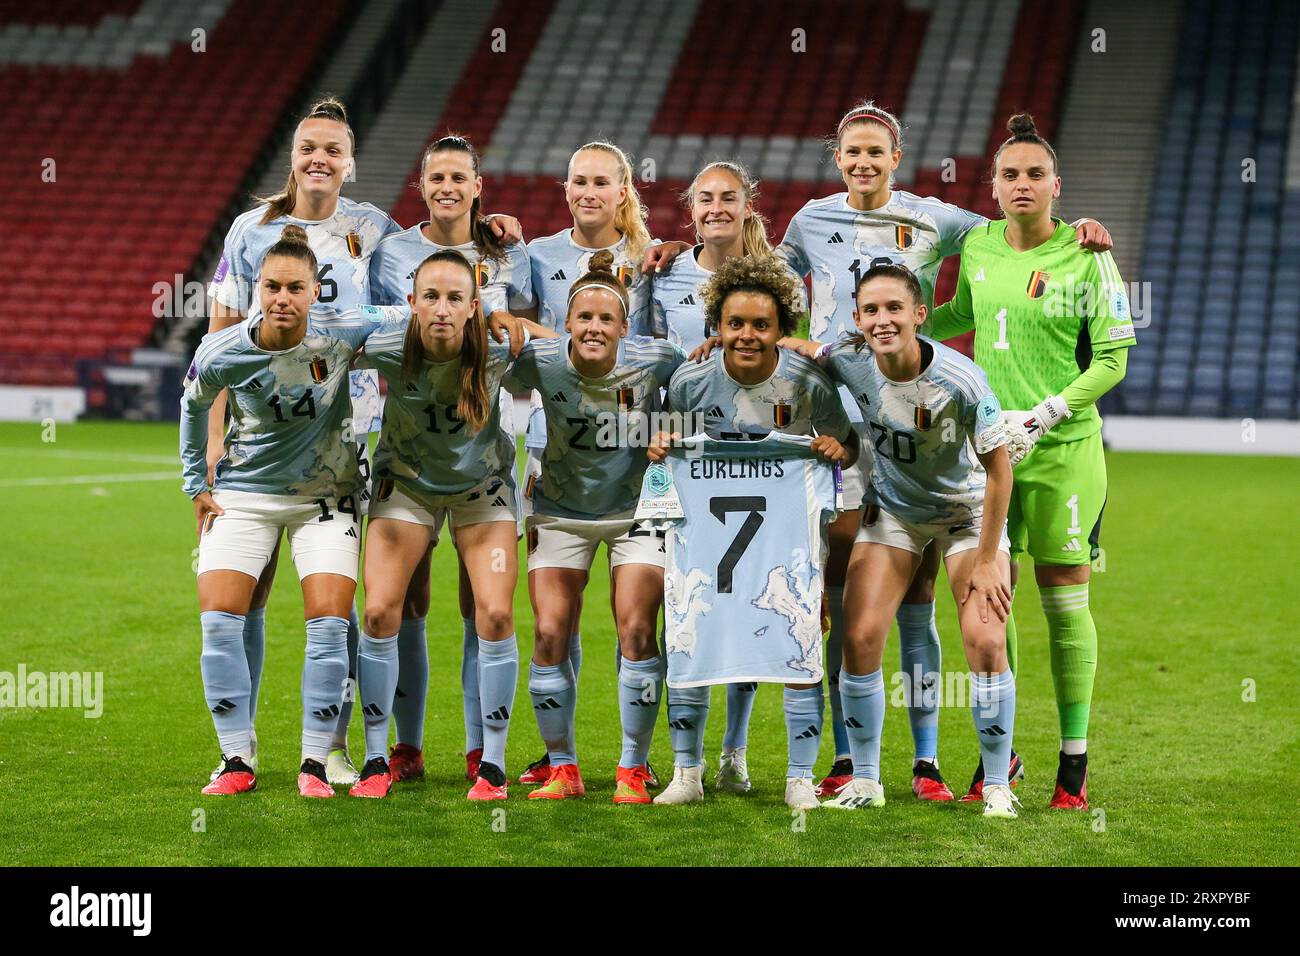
[927,218,1137,447]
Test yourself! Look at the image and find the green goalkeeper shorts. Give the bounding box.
[1007,430,1107,566]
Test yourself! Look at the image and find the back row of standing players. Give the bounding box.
[190,93,1134,814]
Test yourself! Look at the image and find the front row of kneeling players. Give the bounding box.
[181,227,1020,817]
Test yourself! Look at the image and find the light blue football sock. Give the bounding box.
[529,659,576,765]
[461,618,482,753]
[666,684,709,769]
[784,685,824,779]
[330,604,361,750]
[722,682,757,751]
[302,616,349,763]
[392,616,427,749]
[200,610,252,758]
[897,601,941,762]
[840,668,886,781]
[358,632,399,763]
[825,586,849,758]
[618,656,663,767]
[242,606,265,725]
[477,635,518,772]
[971,669,1016,788]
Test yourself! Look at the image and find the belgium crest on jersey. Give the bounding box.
[345,232,363,259]
[913,405,933,431]
[772,401,792,428]
[616,385,635,410]
[895,224,914,250]
[474,261,492,289]
[616,264,635,289]
[309,357,329,384]
[1027,270,1050,299]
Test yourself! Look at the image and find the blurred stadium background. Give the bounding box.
[1,0,1297,455]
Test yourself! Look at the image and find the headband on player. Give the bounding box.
[567,281,628,317]
[837,110,899,147]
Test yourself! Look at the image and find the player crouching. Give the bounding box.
[793,264,1021,819]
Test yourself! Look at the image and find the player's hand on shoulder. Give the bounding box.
[648,431,678,463]
[642,240,690,275]
[193,490,224,538]
[487,312,526,356]
[962,558,1012,624]
[779,336,823,360]
[1071,218,1112,252]
[811,434,849,466]
[485,214,524,245]
[689,335,721,363]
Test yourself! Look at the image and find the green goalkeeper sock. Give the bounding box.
[1040,584,1097,741]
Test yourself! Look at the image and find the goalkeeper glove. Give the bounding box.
[999,395,1071,466]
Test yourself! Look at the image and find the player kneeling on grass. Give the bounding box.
[789,264,1020,819]
[353,251,551,800]
[502,250,685,804]
[648,254,858,812]
[181,225,399,798]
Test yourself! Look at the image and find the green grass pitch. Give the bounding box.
[1,420,1296,866]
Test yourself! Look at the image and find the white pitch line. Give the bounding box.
[0,446,177,465]
[0,471,178,488]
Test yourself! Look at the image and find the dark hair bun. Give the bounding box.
[306,96,348,125]
[1007,112,1038,137]
[279,224,310,244]
[587,249,616,273]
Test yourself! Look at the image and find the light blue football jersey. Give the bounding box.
[650,246,808,354]
[503,335,684,518]
[180,310,394,499]
[525,228,656,335]
[356,320,519,502]
[666,348,852,443]
[775,190,984,341]
[639,433,835,687]
[824,336,1007,524]
[367,224,533,318]
[208,196,402,435]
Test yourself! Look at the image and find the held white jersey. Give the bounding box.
[367,223,533,317]
[208,196,401,434]
[650,246,808,354]
[526,228,656,335]
[775,190,984,341]
[637,433,835,688]
[823,336,1008,524]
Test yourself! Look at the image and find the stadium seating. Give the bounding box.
[1123,0,1300,418]
[0,0,346,388]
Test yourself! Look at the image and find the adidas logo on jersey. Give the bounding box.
[973,268,986,282]
[551,391,568,403]
[827,232,844,244]
[679,294,696,305]
[856,392,872,407]
[704,405,725,419]
[345,527,358,538]
[1062,538,1083,553]
[550,269,567,281]
[491,496,507,507]
[245,377,264,391]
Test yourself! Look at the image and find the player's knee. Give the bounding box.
[615,616,657,659]
[363,602,402,639]
[474,603,513,641]
[902,574,935,604]
[963,627,1006,673]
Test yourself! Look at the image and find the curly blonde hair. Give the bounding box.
[701,255,802,337]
